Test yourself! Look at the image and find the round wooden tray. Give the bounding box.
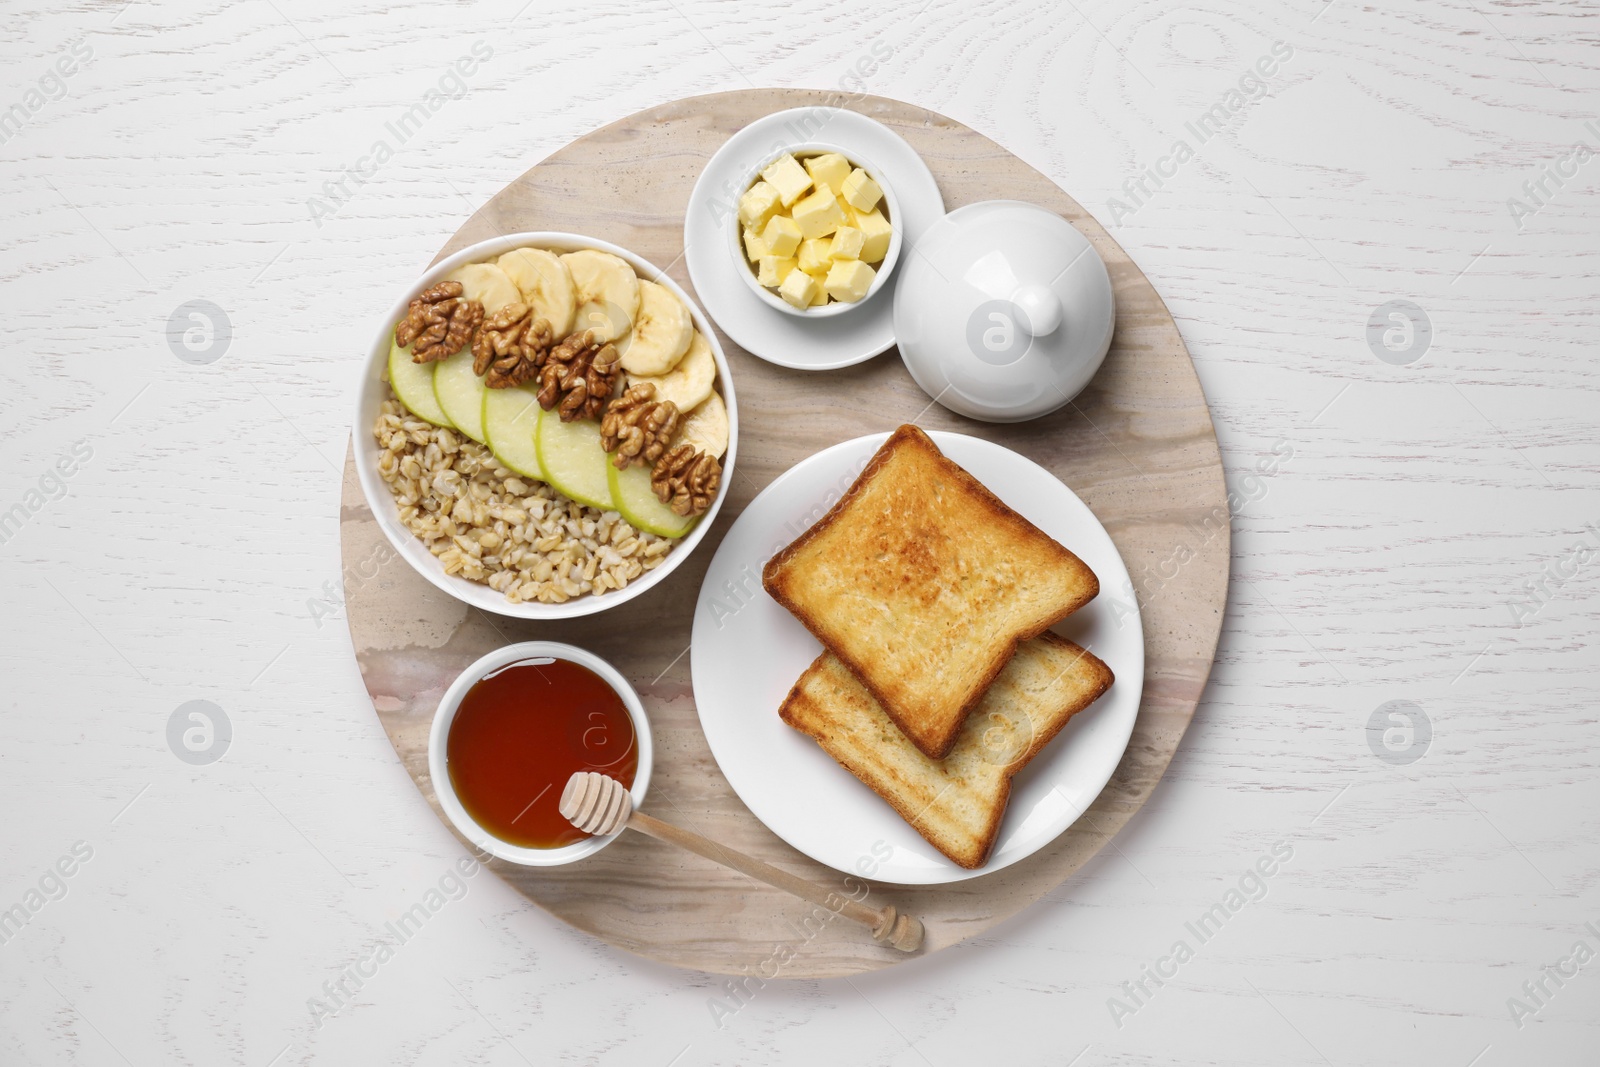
[339,89,1229,978]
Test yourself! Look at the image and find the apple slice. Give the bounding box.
[481,385,545,481]
[606,460,697,538]
[432,348,487,443]
[388,340,453,428]
[536,414,615,510]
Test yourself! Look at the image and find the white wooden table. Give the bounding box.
[2,1,1595,1064]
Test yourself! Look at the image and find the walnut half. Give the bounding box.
[473,302,554,388]
[651,444,721,517]
[536,329,622,422]
[600,383,680,470]
[395,281,484,363]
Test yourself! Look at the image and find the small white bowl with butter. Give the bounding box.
[729,143,903,318]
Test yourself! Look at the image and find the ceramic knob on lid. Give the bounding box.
[892,200,1115,423]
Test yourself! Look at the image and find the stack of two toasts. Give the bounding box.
[762,425,1114,870]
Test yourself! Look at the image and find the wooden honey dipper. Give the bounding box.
[559,772,925,952]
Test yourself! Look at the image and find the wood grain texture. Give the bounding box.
[339,90,1229,977]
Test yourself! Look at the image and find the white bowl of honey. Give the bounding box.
[428,641,653,866]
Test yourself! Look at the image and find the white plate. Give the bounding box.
[690,432,1144,885]
[684,108,946,371]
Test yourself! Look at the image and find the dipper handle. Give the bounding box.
[559,772,924,952]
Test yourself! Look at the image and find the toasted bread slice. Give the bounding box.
[763,425,1100,759]
[780,633,1113,869]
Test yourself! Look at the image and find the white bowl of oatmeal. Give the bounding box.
[352,232,738,620]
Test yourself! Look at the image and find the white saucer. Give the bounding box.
[689,432,1144,885]
[684,108,946,371]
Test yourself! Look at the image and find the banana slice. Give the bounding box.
[497,248,576,337]
[445,263,520,314]
[561,250,639,344]
[618,280,693,376]
[631,330,715,413]
[675,390,728,459]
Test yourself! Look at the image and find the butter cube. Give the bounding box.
[738,181,782,228]
[840,168,883,213]
[761,215,802,258]
[804,152,851,193]
[808,274,831,306]
[742,227,768,262]
[761,153,813,207]
[777,268,819,309]
[850,207,893,263]
[757,255,797,288]
[829,226,864,261]
[791,184,848,240]
[825,259,876,303]
[797,237,832,275]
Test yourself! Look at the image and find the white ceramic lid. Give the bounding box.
[892,200,1115,423]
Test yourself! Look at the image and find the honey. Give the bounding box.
[446,657,638,849]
